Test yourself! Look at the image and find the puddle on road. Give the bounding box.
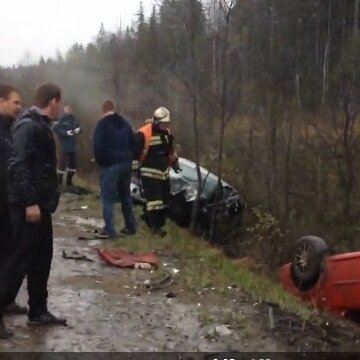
[72,217,104,229]
[0,211,255,352]
[0,196,299,352]
[1,284,248,352]
[57,215,104,229]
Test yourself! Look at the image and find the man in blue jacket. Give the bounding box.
[52,104,81,188]
[93,100,137,238]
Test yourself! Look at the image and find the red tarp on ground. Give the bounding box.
[97,248,158,268]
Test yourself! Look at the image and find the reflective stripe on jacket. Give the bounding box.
[137,123,177,165]
[140,167,170,180]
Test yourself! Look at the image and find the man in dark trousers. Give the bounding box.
[93,100,137,238]
[135,107,181,237]
[52,104,81,188]
[0,83,67,339]
[0,84,28,319]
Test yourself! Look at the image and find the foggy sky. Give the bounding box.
[0,0,153,67]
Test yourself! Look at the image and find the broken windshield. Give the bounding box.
[178,161,219,198]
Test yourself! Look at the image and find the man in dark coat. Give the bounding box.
[93,100,137,238]
[0,83,67,339]
[52,104,81,187]
[0,84,28,326]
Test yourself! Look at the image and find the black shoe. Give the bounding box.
[120,227,136,235]
[153,228,167,238]
[27,311,67,327]
[0,318,13,339]
[95,230,118,239]
[4,301,27,315]
[96,229,109,239]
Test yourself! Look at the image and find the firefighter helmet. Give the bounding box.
[153,107,170,123]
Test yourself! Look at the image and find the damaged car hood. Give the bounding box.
[170,158,238,201]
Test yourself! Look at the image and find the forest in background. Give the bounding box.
[1,0,359,267]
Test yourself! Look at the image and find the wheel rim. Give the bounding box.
[294,243,312,273]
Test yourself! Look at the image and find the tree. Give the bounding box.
[209,0,242,241]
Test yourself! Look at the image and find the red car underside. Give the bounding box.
[280,251,360,317]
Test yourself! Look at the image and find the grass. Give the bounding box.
[72,176,315,322]
[109,212,312,321]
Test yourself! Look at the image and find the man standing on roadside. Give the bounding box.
[93,100,137,238]
[0,83,67,339]
[135,107,181,237]
[52,104,81,188]
[0,84,28,323]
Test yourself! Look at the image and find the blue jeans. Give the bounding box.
[99,163,137,235]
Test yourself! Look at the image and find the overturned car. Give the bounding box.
[130,157,245,234]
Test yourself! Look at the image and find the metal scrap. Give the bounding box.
[62,250,94,262]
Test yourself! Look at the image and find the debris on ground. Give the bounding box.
[134,262,152,270]
[62,250,94,262]
[166,292,177,298]
[268,306,275,330]
[97,249,158,268]
[214,325,232,337]
[142,270,174,290]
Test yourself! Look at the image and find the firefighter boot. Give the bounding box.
[66,171,75,187]
[57,173,63,186]
[0,316,13,339]
[152,227,167,238]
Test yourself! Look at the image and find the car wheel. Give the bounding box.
[290,235,329,292]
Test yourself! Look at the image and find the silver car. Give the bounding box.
[131,158,245,230]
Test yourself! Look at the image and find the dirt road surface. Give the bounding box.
[1,193,360,352]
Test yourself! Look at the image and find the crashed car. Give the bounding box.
[130,157,245,231]
[280,235,360,318]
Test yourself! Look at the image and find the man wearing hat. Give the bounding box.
[135,107,181,237]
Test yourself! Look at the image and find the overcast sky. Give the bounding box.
[0,0,153,67]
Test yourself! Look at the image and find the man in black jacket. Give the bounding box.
[0,83,66,339]
[93,100,137,238]
[0,84,28,321]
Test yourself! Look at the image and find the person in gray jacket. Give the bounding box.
[52,104,81,187]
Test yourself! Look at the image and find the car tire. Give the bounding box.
[290,235,329,292]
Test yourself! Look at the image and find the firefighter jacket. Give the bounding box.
[134,123,178,180]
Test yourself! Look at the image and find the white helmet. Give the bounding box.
[153,107,170,123]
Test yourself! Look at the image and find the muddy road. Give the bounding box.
[1,193,360,352]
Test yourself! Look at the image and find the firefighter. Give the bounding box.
[52,104,81,188]
[135,107,181,237]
